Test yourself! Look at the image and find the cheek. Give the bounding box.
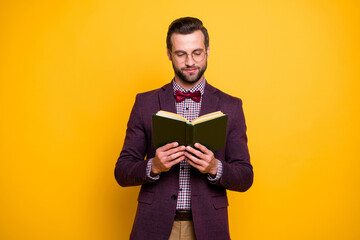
[173,62,184,70]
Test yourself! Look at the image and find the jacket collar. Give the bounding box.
[159,80,220,116]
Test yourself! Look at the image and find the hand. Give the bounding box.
[151,142,185,176]
[185,143,218,176]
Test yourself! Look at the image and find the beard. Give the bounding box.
[172,61,207,84]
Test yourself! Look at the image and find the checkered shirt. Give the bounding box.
[173,79,204,210]
[146,78,223,210]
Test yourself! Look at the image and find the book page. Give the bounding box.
[156,110,189,123]
[191,111,224,125]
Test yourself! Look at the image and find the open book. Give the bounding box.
[152,110,228,151]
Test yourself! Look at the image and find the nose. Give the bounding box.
[185,53,195,66]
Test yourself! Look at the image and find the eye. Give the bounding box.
[176,52,186,57]
[193,51,203,56]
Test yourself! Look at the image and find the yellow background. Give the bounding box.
[1,0,359,239]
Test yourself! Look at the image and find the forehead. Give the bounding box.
[171,30,205,52]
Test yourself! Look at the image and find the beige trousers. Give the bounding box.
[169,220,196,240]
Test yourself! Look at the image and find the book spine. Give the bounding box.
[185,124,194,146]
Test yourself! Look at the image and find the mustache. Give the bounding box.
[181,66,200,70]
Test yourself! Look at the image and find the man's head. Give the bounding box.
[166,17,209,52]
[166,17,210,88]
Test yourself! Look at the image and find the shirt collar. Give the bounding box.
[172,78,206,95]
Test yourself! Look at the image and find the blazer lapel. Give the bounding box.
[199,82,220,116]
[158,82,177,113]
[158,81,219,115]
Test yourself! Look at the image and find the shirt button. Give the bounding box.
[171,194,177,200]
[181,167,185,170]
[186,107,189,110]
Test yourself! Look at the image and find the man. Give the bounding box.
[115,17,253,240]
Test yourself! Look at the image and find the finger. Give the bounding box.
[194,143,212,154]
[185,157,204,172]
[168,155,185,167]
[158,142,179,152]
[185,157,198,168]
[186,145,204,159]
[167,151,185,162]
[164,145,186,156]
[184,151,203,166]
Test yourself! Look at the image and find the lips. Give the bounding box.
[183,68,198,73]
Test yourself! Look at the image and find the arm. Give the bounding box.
[114,94,150,187]
[114,94,186,187]
[185,98,253,192]
[218,98,253,192]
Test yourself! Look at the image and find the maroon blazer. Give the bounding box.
[115,82,253,240]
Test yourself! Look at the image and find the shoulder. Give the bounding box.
[130,82,172,114]
[207,83,247,131]
[206,83,243,106]
[136,82,171,100]
[206,83,245,125]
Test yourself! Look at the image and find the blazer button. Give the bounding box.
[171,194,177,200]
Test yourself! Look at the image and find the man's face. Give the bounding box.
[168,30,209,85]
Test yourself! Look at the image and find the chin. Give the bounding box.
[181,76,202,84]
[173,61,207,85]
[178,71,203,83]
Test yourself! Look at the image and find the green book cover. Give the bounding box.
[152,111,228,151]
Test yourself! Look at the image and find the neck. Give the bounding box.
[174,75,205,91]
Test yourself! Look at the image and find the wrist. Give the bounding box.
[209,167,218,177]
[151,165,160,176]
[150,170,159,176]
[208,159,219,176]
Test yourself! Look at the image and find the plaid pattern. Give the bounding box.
[208,159,223,182]
[146,78,223,210]
[173,80,205,122]
[146,158,160,180]
[173,79,205,210]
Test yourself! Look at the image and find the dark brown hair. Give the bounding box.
[166,17,209,51]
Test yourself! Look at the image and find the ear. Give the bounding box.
[206,46,210,58]
[167,49,172,61]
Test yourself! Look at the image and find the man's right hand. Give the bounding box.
[151,142,185,176]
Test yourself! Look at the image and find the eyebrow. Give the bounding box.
[173,48,204,53]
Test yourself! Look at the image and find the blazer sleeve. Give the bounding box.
[114,94,151,187]
[214,98,254,192]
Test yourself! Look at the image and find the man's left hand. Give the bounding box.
[185,143,218,177]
